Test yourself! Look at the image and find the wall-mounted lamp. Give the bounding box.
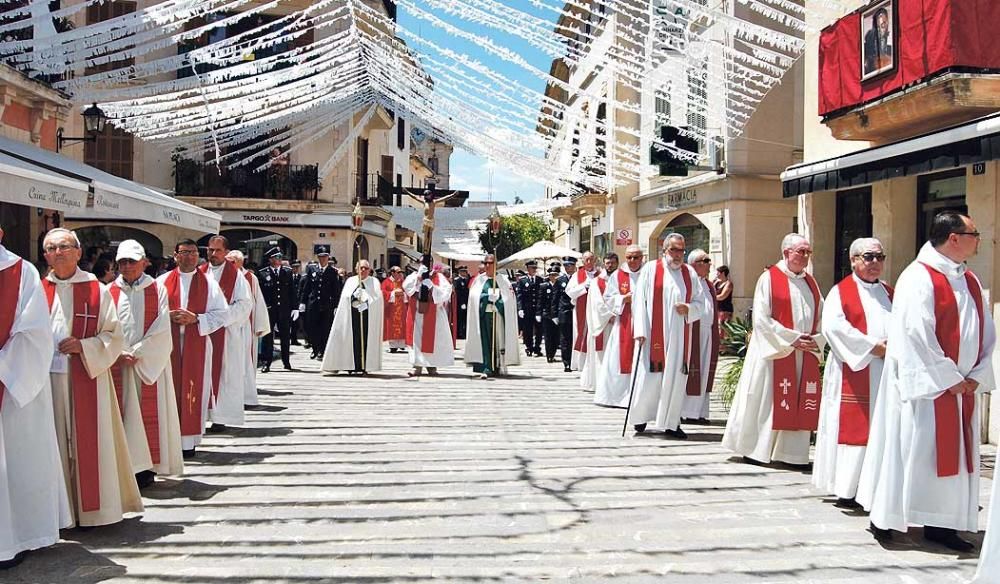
[56,103,109,152]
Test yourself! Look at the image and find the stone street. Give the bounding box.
[6,344,994,583]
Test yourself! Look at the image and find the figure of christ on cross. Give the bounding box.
[403,189,460,303]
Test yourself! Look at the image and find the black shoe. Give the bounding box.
[924,526,974,552]
[834,497,862,510]
[634,423,647,434]
[291,341,301,346]
[182,448,196,460]
[135,470,156,489]
[564,365,572,372]
[207,423,227,434]
[869,522,893,542]
[664,427,688,440]
[547,357,555,363]
[283,363,294,371]
[260,365,270,373]
[309,352,317,359]
[0,551,27,570]
[741,456,766,466]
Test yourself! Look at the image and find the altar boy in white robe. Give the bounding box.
[680,249,721,424]
[566,251,606,390]
[110,240,184,486]
[859,213,994,552]
[404,260,454,377]
[322,260,384,375]
[594,246,642,408]
[0,228,70,568]
[158,239,229,458]
[813,238,891,509]
[42,228,142,527]
[627,234,705,439]
[226,250,270,408]
[721,234,824,465]
[201,235,252,430]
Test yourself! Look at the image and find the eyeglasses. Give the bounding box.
[667,247,685,253]
[791,248,813,257]
[175,250,199,257]
[44,243,79,253]
[625,255,643,260]
[954,231,981,239]
[856,252,886,263]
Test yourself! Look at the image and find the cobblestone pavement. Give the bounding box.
[6,344,993,583]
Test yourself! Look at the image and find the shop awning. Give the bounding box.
[0,136,220,233]
[388,242,420,260]
[0,151,90,212]
[781,113,1000,197]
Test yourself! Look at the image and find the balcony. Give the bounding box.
[174,158,320,201]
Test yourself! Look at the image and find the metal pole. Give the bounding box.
[622,340,645,437]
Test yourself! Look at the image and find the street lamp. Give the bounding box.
[351,200,366,268]
[56,103,109,152]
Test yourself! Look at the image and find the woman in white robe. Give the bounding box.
[321,261,384,374]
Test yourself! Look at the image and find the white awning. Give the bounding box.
[0,151,90,213]
[0,136,221,233]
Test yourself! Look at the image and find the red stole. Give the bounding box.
[163,269,209,437]
[836,276,893,446]
[384,278,407,342]
[650,261,692,373]
[201,262,238,402]
[686,278,720,397]
[573,271,606,354]
[43,277,103,512]
[0,259,23,410]
[109,282,163,464]
[922,264,984,478]
[406,274,442,353]
[769,265,822,432]
[616,270,635,374]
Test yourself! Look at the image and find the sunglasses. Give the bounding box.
[667,247,685,253]
[856,252,886,262]
[695,259,712,264]
[625,255,642,260]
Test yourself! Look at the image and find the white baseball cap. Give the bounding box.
[116,239,146,261]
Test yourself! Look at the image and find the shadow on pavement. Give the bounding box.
[4,542,126,583]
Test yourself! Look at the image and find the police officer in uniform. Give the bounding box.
[515,260,544,356]
[298,249,342,360]
[538,264,562,363]
[453,266,471,340]
[258,247,295,372]
[556,256,577,372]
[290,260,304,346]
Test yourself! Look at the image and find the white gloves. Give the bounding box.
[298,303,306,312]
[291,310,300,321]
[535,315,542,323]
[422,278,433,288]
[418,265,429,275]
[518,310,525,318]
[552,317,559,324]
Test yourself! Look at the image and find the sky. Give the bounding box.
[396,2,555,204]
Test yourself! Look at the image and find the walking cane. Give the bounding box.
[621,339,645,437]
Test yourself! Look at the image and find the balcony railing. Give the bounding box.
[174,158,320,201]
[354,173,396,206]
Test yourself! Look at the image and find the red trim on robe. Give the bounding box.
[164,270,209,437]
[201,262,237,402]
[769,266,823,432]
[649,262,692,374]
[0,259,23,410]
[686,278,719,397]
[384,278,407,343]
[921,263,984,477]
[616,270,635,374]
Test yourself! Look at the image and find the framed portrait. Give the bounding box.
[860,0,896,82]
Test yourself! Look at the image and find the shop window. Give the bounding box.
[579,224,591,253]
[834,187,873,282]
[917,169,967,252]
[658,213,710,259]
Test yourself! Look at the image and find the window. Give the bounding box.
[834,187,873,281]
[397,119,406,150]
[428,156,439,174]
[85,1,136,75]
[917,169,967,252]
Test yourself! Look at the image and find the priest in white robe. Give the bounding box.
[202,235,253,430]
[567,251,607,391]
[403,261,454,376]
[322,260,385,375]
[627,234,704,439]
[158,239,229,457]
[813,238,891,508]
[680,249,721,424]
[594,246,643,408]
[42,228,142,527]
[465,254,521,379]
[110,240,184,485]
[858,213,994,552]
[0,229,70,567]
[721,234,825,465]
[227,250,270,408]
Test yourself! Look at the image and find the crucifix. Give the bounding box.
[75,302,99,336]
[402,188,460,303]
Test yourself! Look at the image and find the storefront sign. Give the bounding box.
[710,236,722,253]
[660,189,698,210]
[615,228,633,245]
[974,162,987,176]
